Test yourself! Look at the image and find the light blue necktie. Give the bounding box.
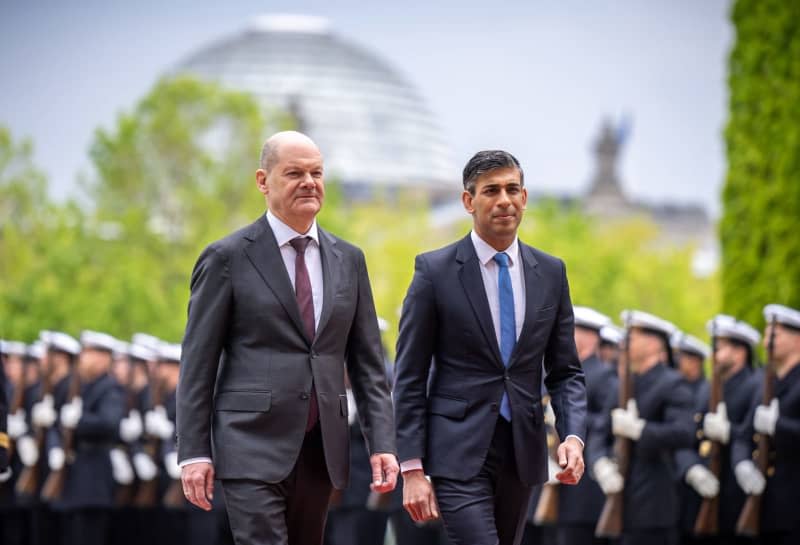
[493,252,515,421]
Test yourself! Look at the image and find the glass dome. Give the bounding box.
[172,14,456,194]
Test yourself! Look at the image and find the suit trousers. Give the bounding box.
[221,425,333,545]
[433,418,533,545]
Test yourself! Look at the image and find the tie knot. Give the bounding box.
[493,252,510,268]
[290,236,312,253]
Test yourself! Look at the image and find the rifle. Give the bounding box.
[694,325,721,535]
[133,372,164,507]
[595,318,633,539]
[533,396,560,526]
[15,349,55,498]
[735,317,776,537]
[163,477,186,509]
[40,365,82,501]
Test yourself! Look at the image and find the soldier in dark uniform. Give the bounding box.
[598,325,624,373]
[0,341,14,540]
[699,314,761,545]
[671,332,718,545]
[731,304,800,545]
[19,332,81,545]
[610,310,696,545]
[556,306,618,545]
[49,330,125,545]
[1,340,29,544]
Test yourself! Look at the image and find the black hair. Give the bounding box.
[462,150,524,194]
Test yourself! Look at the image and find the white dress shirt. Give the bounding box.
[179,211,325,468]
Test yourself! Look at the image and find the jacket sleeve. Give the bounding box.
[75,385,125,442]
[542,260,587,443]
[393,254,437,464]
[176,244,232,462]
[344,249,396,456]
[638,378,696,455]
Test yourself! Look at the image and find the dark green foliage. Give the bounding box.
[720,0,800,328]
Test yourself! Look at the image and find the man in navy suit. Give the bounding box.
[393,150,588,545]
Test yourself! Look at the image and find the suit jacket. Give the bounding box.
[177,215,395,489]
[393,234,587,486]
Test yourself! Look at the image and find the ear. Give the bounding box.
[521,186,528,209]
[256,169,268,196]
[462,190,475,213]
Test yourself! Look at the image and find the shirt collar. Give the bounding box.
[470,230,519,267]
[266,210,319,247]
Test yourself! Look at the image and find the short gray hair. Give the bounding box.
[259,140,280,172]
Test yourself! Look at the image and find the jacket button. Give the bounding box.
[300,393,309,400]
[311,352,318,359]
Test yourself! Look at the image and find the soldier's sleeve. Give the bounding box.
[637,377,696,454]
[75,385,125,441]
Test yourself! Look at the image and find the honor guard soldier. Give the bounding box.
[49,330,125,545]
[698,314,761,544]
[557,306,618,545]
[598,325,624,373]
[731,304,800,545]
[671,332,718,545]
[607,310,696,545]
[1,340,30,544]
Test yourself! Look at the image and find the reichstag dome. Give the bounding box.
[173,14,456,200]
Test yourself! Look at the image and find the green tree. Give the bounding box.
[720,0,800,327]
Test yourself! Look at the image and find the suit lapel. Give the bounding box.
[315,228,342,339]
[510,242,542,366]
[243,216,310,344]
[456,236,504,369]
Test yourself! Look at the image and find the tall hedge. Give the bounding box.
[720,0,800,328]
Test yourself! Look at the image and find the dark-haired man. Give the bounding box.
[394,149,588,545]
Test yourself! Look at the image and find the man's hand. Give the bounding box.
[555,436,584,485]
[181,461,215,511]
[369,452,399,493]
[402,469,439,523]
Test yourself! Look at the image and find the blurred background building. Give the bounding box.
[172,14,457,204]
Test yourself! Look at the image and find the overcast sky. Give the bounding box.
[1,0,732,214]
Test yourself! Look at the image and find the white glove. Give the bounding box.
[145,406,175,440]
[735,460,766,495]
[346,390,357,426]
[754,399,779,437]
[543,402,556,427]
[16,435,39,467]
[32,395,57,428]
[686,464,719,498]
[7,410,28,438]
[0,467,11,483]
[109,448,135,485]
[133,452,158,481]
[703,402,731,444]
[119,410,143,443]
[48,447,65,471]
[164,451,181,480]
[60,397,83,429]
[546,457,562,485]
[593,456,624,495]
[612,399,645,441]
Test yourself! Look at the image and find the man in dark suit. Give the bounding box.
[393,150,588,545]
[177,131,398,545]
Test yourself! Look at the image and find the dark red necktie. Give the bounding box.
[290,236,318,432]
